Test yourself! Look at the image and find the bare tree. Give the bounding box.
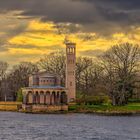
[0,61,8,80]
[0,61,8,100]
[76,57,93,95]
[38,52,104,96]
[76,57,104,96]
[7,62,39,100]
[101,43,140,105]
[38,51,66,85]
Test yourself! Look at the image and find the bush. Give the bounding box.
[16,89,23,102]
[68,105,77,111]
[76,98,85,105]
[128,98,140,103]
[76,96,110,105]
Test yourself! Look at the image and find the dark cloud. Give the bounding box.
[0,0,140,35]
[54,23,82,34]
[0,21,28,51]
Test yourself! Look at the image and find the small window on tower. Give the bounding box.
[70,82,72,86]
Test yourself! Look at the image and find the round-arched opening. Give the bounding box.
[27,91,33,104]
[56,92,60,105]
[40,91,45,104]
[45,91,51,105]
[34,91,40,104]
[51,91,56,105]
[60,91,67,104]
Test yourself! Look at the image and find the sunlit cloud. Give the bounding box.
[7,20,140,60]
[0,0,140,66]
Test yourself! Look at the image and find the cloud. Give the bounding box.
[79,49,104,57]
[0,0,140,66]
[0,11,30,52]
[0,0,139,35]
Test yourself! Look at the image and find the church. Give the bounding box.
[22,42,76,112]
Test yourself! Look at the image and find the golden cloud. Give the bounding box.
[3,20,140,65]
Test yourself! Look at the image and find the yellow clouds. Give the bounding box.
[9,20,140,49]
[8,48,45,55]
[112,31,140,44]
[113,33,125,38]
[9,20,64,47]
[27,20,57,32]
[7,19,140,62]
[9,33,64,47]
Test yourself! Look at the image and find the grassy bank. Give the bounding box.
[1,101,140,115]
[0,102,22,111]
[68,103,140,115]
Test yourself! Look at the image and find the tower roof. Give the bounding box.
[64,36,76,46]
[65,42,76,46]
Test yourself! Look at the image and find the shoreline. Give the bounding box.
[69,110,140,116]
[0,109,140,116]
[0,102,140,116]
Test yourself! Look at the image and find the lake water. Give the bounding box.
[0,112,139,140]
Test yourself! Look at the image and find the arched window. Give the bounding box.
[70,82,72,86]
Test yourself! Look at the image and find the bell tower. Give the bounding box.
[65,41,76,103]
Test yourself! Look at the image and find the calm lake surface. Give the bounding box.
[0,112,139,140]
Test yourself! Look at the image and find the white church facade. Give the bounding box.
[22,42,76,112]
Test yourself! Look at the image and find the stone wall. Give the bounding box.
[0,102,22,111]
[22,104,68,112]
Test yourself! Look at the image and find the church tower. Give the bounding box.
[65,41,76,103]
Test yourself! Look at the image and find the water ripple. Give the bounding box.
[0,112,139,140]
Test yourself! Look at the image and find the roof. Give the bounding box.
[23,85,66,90]
[31,71,59,78]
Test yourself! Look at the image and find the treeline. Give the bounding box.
[0,43,140,105]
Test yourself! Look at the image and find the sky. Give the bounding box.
[0,0,140,66]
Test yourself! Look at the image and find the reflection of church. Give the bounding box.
[22,42,76,112]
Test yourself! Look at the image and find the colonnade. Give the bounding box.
[23,90,67,105]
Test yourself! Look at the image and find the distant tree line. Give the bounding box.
[0,43,139,106]
[0,62,38,101]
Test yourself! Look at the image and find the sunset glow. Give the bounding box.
[0,0,140,66]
